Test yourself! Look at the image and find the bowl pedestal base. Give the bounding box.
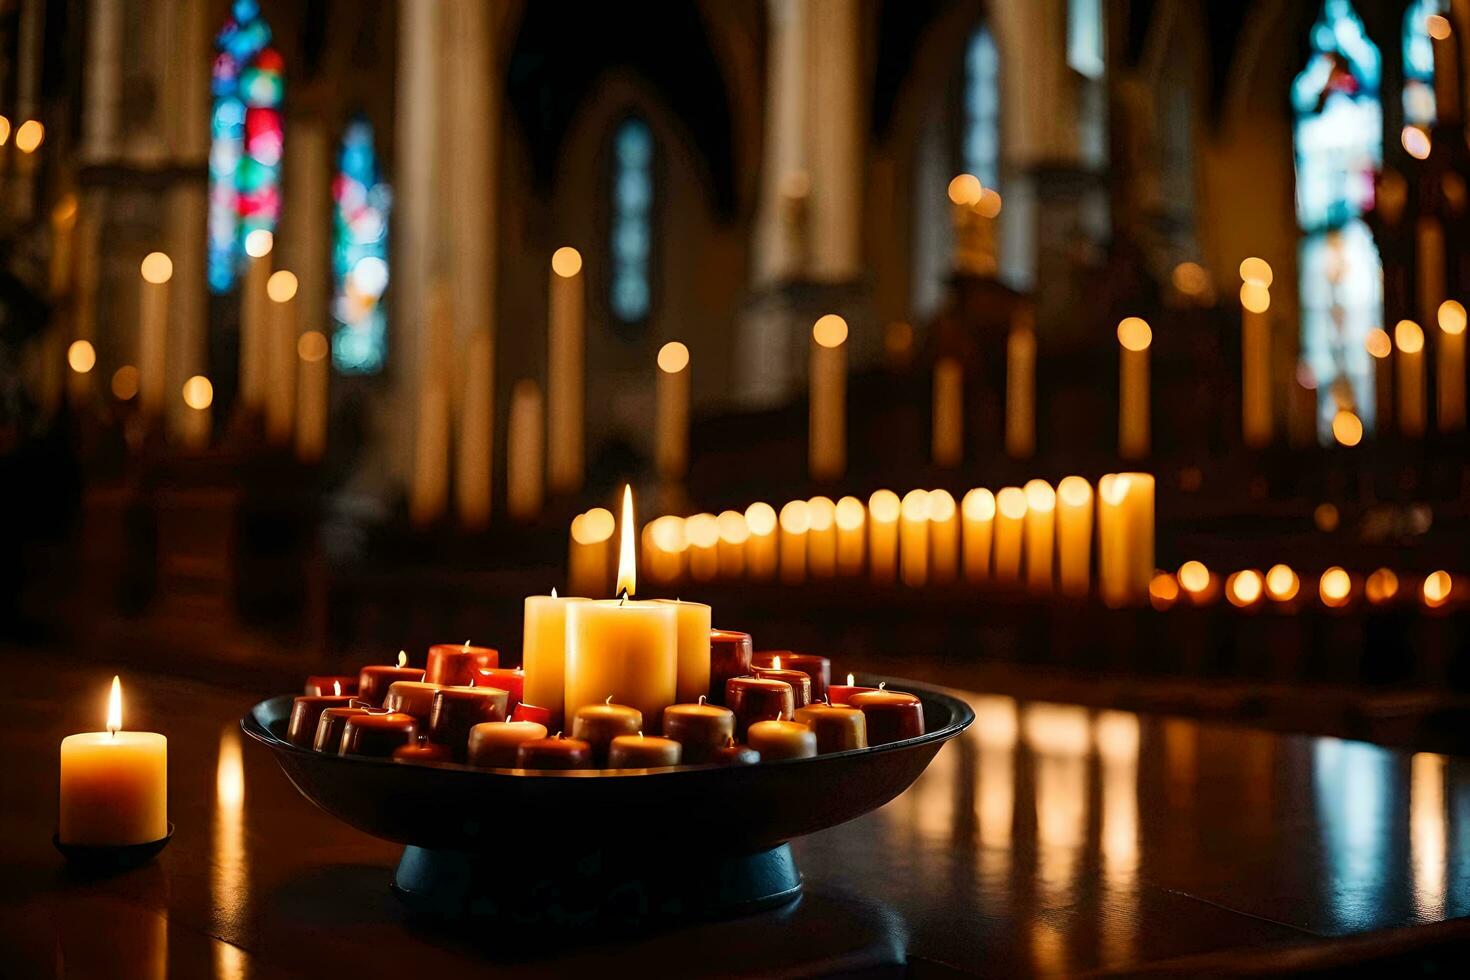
[392,841,802,929]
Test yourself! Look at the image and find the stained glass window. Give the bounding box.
[1403,0,1444,131]
[208,0,284,293]
[331,117,391,374]
[1292,0,1383,437]
[610,118,654,325]
[963,27,1000,189]
[1067,0,1105,80]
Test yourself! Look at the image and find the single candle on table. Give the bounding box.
[340,711,418,757]
[747,720,817,760]
[424,641,499,686]
[652,598,712,706]
[521,591,590,730]
[572,699,644,765]
[725,676,795,737]
[607,733,682,769]
[849,689,925,745]
[516,734,593,770]
[313,705,371,753]
[358,652,424,707]
[961,488,994,584]
[868,489,900,585]
[993,487,1026,585]
[1055,476,1093,598]
[709,629,753,705]
[287,694,354,747]
[59,677,168,846]
[662,698,736,763]
[467,720,547,768]
[428,687,510,759]
[793,703,868,753]
[752,651,830,703]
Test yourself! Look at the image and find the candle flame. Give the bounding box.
[333,680,341,696]
[846,673,855,686]
[605,695,614,705]
[463,640,471,652]
[551,587,558,598]
[616,484,637,597]
[397,650,407,668]
[107,675,122,736]
[773,655,782,670]
[878,682,887,691]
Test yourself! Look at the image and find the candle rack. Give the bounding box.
[243,676,973,932]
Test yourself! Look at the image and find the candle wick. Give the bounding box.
[619,590,628,606]
[698,695,707,705]
[878,681,887,691]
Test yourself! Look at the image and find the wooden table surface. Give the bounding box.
[3,648,1469,978]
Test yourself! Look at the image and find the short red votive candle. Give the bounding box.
[607,733,682,769]
[710,740,761,766]
[473,667,524,709]
[662,699,736,764]
[750,666,812,708]
[708,629,753,706]
[384,681,449,721]
[515,735,593,770]
[511,702,553,726]
[725,676,795,738]
[340,711,419,757]
[313,705,372,752]
[429,686,509,759]
[358,656,425,707]
[288,695,354,747]
[424,643,500,686]
[753,651,831,703]
[392,740,453,764]
[828,672,878,704]
[304,675,357,697]
[466,720,547,768]
[849,689,925,745]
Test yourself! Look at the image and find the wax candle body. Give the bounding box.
[900,490,929,588]
[1055,477,1093,598]
[358,664,425,707]
[869,491,900,585]
[709,629,753,705]
[511,702,553,726]
[653,599,712,706]
[751,666,812,708]
[828,682,878,704]
[993,488,1025,585]
[467,721,547,768]
[384,681,450,721]
[752,651,830,703]
[429,687,510,758]
[962,488,994,584]
[522,594,589,730]
[747,720,817,760]
[287,695,354,747]
[1005,319,1035,459]
[793,703,868,753]
[1022,481,1055,594]
[725,676,795,737]
[662,702,736,763]
[607,734,682,769]
[59,732,167,845]
[474,667,525,709]
[341,713,418,757]
[516,736,592,770]
[572,702,643,765]
[393,741,453,764]
[314,706,371,752]
[1098,473,1155,607]
[929,490,959,585]
[1242,305,1272,448]
[809,328,847,480]
[564,600,677,732]
[807,497,838,578]
[304,675,357,697]
[849,690,925,745]
[548,250,585,494]
[424,643,499,686]
[835,497,865,576]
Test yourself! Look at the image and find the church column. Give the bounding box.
[756,0,810,284]
[805,0,863,282]
[281,120,331,341]
[82,0,124,163]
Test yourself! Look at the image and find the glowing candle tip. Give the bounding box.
[107,675,122,736]
[616,484,637,597]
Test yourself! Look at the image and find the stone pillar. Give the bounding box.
[82,0,125,163]
[805,0,862,282]
[756,0,810,284]
[280,119,331,336]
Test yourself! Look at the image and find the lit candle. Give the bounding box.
[563,487,678,731]
[807,496,837,578]
[428,687,509,760]
[303,675,356,697]
[1055,476,1093,598]
[645,516,686,584]
[1396,319,1426,438]
[313,705,371,753]
[424,641,499,687]
[900,489,930,588]
[571,699,644,765]
[752,663,812,709]
[1418,218,1445,331]
[287,694,354,747]
[522,591,590,731]
[1022,480,1055,594]
[340,711,418,757]
[928,489,959,584]
[180,376,213,451]
[932,355,964,467]
[849,688,925,745]
[607,733,682,769]
[548,246,585,494]
[685,513,719,581]
[1006,309,1036,459]
[961,488,994,584]
[1117,317,1151,459]
[467,720,547,768]
[472,666,524,709]
[1437,301,1465,432]
[294,331,329,463]
[1240,258,1273,448]
[1430,12,1461,119]
[746,720,817,760]
[264,269,298,446]
[793,703,867,753]
[835,496,865,576]
[59,677,168,846]
[662,698,736,763]
[1097,473,1155,607]
[239,230,272,416]
[868,490,900,585]
[1367,328,1392,437]
[709,629,753,705]
[828,672,878,705]
[744,503,777,580]
[655,341,690,482]
[809,314,848,480]
[993,486,1026,586]
[778,500,809,583]
[568,506,614,598]
[357,652,425,707]
[753,651,831,703]
[725,676,795,737]
[516,734,593,770]
[384,681,451,722]
[137,252,171,424]
[507,378,545,519]
[652,598,712,705]
[716,511,748,578]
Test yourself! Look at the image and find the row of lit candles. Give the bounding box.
[1149,562,1459,611]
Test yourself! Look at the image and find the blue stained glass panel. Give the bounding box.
[611,118,654,324]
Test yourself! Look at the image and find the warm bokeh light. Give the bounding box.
[1239,257,1273,287]
[1402,125,1431,160]
[807,496,836,531]
[869,489,901,523]
[835,496,865,530]
[650,515,687,553]
[140,251,173,284]
[1149,572,1179,609]
[657,341,690,373]
[961,487,995,521]
[1438,300,1467,335]
[1365,328,1392,359]
[745,501,777,536]
[779,499,811,534]
[812,314,848,348]
[551,246,582,278]
[1240,282,1270,313]
[1365,568,1399,604]
[1266,564,1299,602]
[1226,570,1263,607]
[217,728,245,810]
[1319,567,1352,607]
[901,489,931,522]
[1423,571,1453,608]
[1056,476,1091,508]
[1116,317,1151,352]
[685,513,719,549]
[244,229,274,258]
[1177,560,1210,594]
[0,115,10,146]
[1171,261,1210,298]
[298,330,329,362]
[1331,410,1363,447]
[716,510,749,545]
[15,119,43,153]
[883,321,914,363]
[928,489,956,522]
[995,486,1026,520]
[67,340,96,374]
[1428,13,1452,39]
[182,375,214,410]
[111,365,139,400]
[947,173,981,206]
[1395,319,1425,354]
[974,187,1002,219]
[1314,502,1340,532]
[266,269,298,303]
[1022,702,1091,757]
[1023,479,1055,512]
[616,487,637,597]
[575,506,615,544]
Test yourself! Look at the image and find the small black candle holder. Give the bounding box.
[54,822,174,873]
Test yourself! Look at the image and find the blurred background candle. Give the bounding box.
[295,331,329,463]
[1239,258,1272,448]
[1418,218,1445,329]
[962,488,994,584]
[239,230,272,416]
[928,489,958,584]
[1437,300,1465,432]
[868,489,900,585]
[264,269,298,446]
[1098,473,1155,607]
[809,314,848,481]
[507,378,545,519]
[568,506,614,597]
[653,598,712,705]
[744,503,777,580]
[1117,317,1151,459]
[548,246,585,494]
[835,496,865,576]
[716,510,748,578]
[899,489,930,588]
[993,486,1026,585]
[59,677,167,846]
[645,516,686,584]
[806,496,837,578]
[180,375,213,451]
[1023,480,1055,594]
[1055,476,1093,598]
[1367,328,1393,436]
[1396,319,1426,438]
[521,591,583,721]
[778,499,809,583]
[137,251,171,425]
[655,341,690,482]
[932,355,963,467]
[1006,310,1035,459]
[685,512,719,581]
